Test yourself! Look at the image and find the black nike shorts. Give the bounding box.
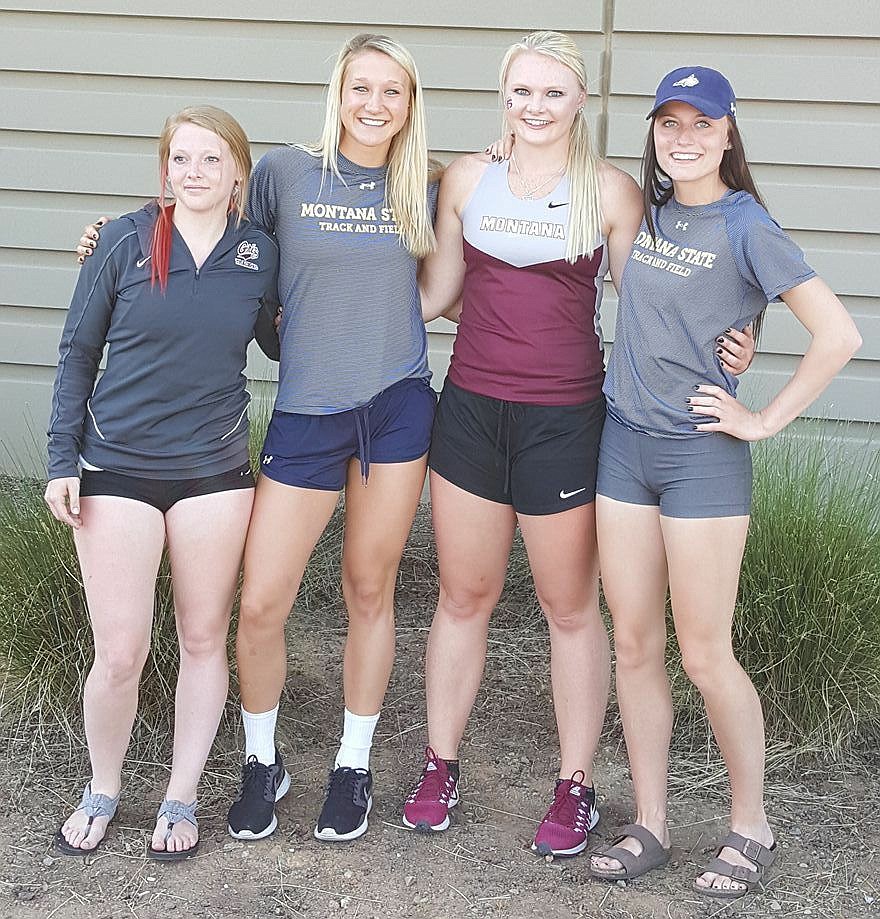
[429,379,605,516]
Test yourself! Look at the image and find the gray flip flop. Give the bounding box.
[148,798,199,862]
[694,831,777,899]
[589,823,671,881]
[54,782,120,856]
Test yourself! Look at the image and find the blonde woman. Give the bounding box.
[401,31,644,854]
[403,33,753,852]
[48,106,279,860]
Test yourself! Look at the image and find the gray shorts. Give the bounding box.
[596,414,752,518]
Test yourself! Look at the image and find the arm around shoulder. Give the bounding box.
[597,161,643,293]
[420,155,486,323]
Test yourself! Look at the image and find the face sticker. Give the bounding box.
[506,98,513,109]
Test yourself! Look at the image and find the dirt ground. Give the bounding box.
[2,514,878,919]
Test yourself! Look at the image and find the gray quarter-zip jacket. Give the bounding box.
[47,203,280,480]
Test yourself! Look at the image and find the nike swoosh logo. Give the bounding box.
[137,255,151,268]
[548,201,569,209]
[559,487,587,499]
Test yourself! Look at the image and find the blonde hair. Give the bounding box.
[499,31,602,263]
[152,106,251,289]
[157,105,251,223]
[299,33,436,258]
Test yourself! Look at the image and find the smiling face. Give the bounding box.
[338,49,411,167]
[503,51,585,153]
[653,101,731,204]
[166,122,241,218]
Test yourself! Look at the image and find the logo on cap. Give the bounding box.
[672,74,700,88]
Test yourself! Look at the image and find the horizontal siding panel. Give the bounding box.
[1,4,604,30]
[1,17,602,92]
[609,36,880,104]
[613,1,880,38]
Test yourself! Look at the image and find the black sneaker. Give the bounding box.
[227,749,291,840]
[313,766,373,842]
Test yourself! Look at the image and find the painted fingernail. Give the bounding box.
[693,385,701,391]
[687,406,694,412]
[716,348,723,355]
[725,328,733,333]
[716,337,724,344]
[78,257,84,264]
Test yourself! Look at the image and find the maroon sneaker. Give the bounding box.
[531,770,598,857]
[402,747,459,832]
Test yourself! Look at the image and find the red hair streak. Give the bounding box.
[150,160,175,291]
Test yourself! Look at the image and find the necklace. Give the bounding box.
[510,151,566,199]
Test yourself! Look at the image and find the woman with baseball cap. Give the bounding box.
[589,67,861,896]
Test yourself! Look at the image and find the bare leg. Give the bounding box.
[61,496,165,850]
[236,476,340,714]
[518,503,609,782]
[590,496,671,873]
[425,472,516,759]
[340,457,427,715]
[662,514,772,894]
[150,487,254,854]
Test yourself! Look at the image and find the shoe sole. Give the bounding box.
[313,796,372,842]
[530,804,600,857]
[147,839,200,862]
[401,792,459,833]
[227,771,291,841]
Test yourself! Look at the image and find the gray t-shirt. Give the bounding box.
[248,145,437,414]
[604,190,816,437]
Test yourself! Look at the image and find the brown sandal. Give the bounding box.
[694,831,777,899]
[589,824,671,881]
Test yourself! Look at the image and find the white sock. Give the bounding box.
[242,704,278,766]
[334,709,380,771]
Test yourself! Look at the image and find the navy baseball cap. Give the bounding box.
[647,66,737,121]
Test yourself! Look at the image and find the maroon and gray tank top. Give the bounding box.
[448,161,607,405]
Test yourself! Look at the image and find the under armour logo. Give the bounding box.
[360,181,376,190]
[262,455,273,464]
[676,221,689,231]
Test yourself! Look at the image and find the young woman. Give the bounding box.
[79,33,440,843]
[588,67,861,897]
[400,31,643,856]
[47,106,279,860]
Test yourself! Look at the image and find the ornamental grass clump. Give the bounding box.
[672,425,880,757]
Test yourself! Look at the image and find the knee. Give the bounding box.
[238,588,286,638]
[178,623,227,661]
[438,581,498,624]
[679,642,733,691]
[92,642,149,688]
[613,626,664,672]
[537,589,597,633]
[342,575,393,626]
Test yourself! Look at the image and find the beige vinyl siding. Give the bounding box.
[1,3,877,472]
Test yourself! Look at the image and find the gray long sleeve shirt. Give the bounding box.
[47,203,280,480]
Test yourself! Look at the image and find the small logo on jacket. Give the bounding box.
[235,241,260,270]
[672,74,700,88]
[548,201,569,209]
[136,255,151,269]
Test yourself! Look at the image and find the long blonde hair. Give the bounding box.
[499,31,603,263]
[300,33,436,258]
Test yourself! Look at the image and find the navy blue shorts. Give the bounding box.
[259,377,436,491]
[79,462,254,514]
[596,414,752,518]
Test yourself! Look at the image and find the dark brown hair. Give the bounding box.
[641,115,769,341]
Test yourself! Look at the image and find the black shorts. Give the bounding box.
[79,462,255,514]
[429,379,605,516]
